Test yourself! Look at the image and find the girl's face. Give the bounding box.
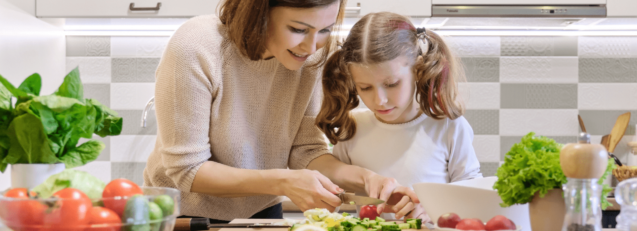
[350,55,421,124]
[264,2,340,71]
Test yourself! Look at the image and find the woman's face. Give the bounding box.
[350,55,421,124]
[264,2,340,71]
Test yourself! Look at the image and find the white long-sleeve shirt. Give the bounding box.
[332,109,483,188]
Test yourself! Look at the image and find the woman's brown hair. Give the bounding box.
[219,0,346,67]
[316,12,466,145]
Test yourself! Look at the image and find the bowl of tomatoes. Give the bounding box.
[0,178,180,231]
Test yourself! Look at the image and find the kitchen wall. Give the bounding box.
[56,34,637,186]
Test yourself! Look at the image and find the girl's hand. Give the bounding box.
[279,169,343,212]
[363,174,421,216]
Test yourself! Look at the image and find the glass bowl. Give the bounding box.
[0,186,180,231]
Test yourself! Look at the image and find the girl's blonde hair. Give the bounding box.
[316,12,465,145]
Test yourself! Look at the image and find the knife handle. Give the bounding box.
[174,217,211,231]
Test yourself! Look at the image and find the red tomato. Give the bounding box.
[437,213,461,228]
[359,205,380,220]
[84,207,122,231]
[43,188,93,231]
[1,188,46,231]
[456,218,486,231]
[485,215,516,231]
[102,179,143,218]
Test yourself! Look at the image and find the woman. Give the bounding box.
[143,0,422,223]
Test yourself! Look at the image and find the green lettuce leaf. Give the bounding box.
[59,140,104,168]
[493,132,567,207]
[32,169,105,200]
[599,159,617,210]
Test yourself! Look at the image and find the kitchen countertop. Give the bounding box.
[207,219,620,231]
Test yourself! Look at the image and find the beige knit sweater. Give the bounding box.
[143,15,330,220]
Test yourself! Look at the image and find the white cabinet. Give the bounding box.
[36,0,220,18]
[607,0,637,17]
[432,0,605,4]
[344,0,431,17]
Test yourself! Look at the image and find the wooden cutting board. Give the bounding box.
[213,219,428,231]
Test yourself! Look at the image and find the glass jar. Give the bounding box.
[562,178,602,231]
[615,178,637,230]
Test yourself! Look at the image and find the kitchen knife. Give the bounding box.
[174,218,291,231]
[338,192,385,205]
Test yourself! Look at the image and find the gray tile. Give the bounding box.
[501,136,578,160]
[111,162,146,186]
[116,110,157,135]
[463,110,499,135]
[501,84,577,109]
[460,57,499,82]
[501,37,578,56]
[480,162,500,177]
[94,136,110,161]
[66,36,110,56]
[83,84,110,108]
[111,58,160,82]
[579,58,637,83]
[578,110,637,135]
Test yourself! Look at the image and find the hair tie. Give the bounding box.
[416,27,429,55]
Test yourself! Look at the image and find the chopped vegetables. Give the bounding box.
[280,209,422,231]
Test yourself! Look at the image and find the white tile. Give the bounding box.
[443,36,501,57]
[500,109,579,136]
[0,167,10,191]
[66,57,111,84]
[71,161,111,184]
[111,135,157,162]
[578,83,637,110]
[500,57,578,83]
[458,83,500,109]
[111,37,169,57]
[472,135,500,162]
[579,37,637,58]
[110,83,155,110]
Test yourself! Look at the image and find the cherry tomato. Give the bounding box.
[43,188,93,231]
[102,179,143,218]
[84,207,122,231]
[1,188,46,231]
[359,205,380,220]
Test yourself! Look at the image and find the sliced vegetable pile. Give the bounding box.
[0,170,174,231]
[284,208,422,231]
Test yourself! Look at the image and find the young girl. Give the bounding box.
[316,12,483,217]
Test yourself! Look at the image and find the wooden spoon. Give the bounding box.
[601,134,611,150]
[578,114,587,133]
[608,112,631,154]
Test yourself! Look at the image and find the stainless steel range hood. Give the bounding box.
[432,5,606,17]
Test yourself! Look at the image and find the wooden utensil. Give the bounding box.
[578,115,587,133]
[601,134,611,150]
[608,112,631,153]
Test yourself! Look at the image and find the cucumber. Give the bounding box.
[362,218,370,222]
[398,224,411,230]
[122,195,151,231]
[361,222,371,228]
[406,219,422,229]
[352,225,367,231]
[375,217,385,223]
[381,225,400,231]
[373,225,382,231]
[346,220,360,226]
[379,222,396,226]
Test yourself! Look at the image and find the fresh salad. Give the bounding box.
[281,208,422,231]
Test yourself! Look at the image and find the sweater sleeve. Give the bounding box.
[446,116,483,182]
[288,74,331,170]
[332,141,351,165]
[153,21,219,192]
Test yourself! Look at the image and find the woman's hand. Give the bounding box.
[364,174,426,220]
[279,169,343,212]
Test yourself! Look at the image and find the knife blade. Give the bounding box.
[338,192,384,205]
[174,218,292,231]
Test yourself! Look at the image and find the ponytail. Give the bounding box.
[413,30,465,120]
[315,49,360,145]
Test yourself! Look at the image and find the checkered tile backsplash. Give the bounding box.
[1,35,637,190]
